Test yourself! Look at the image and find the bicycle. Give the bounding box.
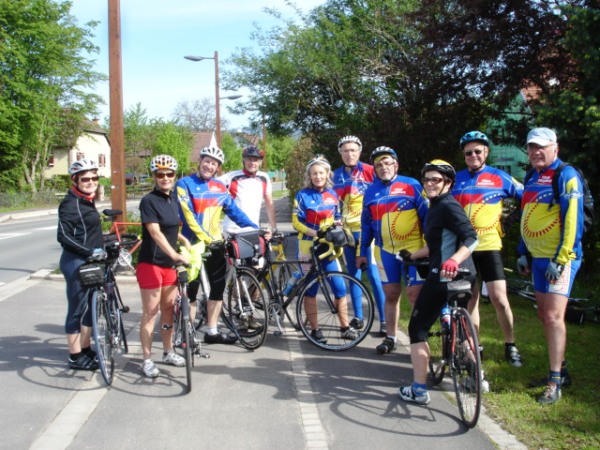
[102,209,142,272]
[255,225,375,351]
[404,258,482,428]
[78,231,137,385]
[172,263,209,393]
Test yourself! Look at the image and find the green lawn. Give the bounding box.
[399,288,600,449]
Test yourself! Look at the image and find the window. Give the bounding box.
[76,152,85,160]
[99,154,106,167]
[48,155,55,167]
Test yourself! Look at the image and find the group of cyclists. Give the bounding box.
[58,126,585,407]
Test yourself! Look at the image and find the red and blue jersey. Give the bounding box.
[452,165,523,251]
[292,187,341,241]
[519,159,584,264]
[360,175,428,256]
[332,161,376,232]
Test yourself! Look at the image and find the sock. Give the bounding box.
[412,382,427,395]
[548,370,562,388]
[505,342,516,348]
[340,326,349,332]
[69,352,82,361]
[388,336,397,342]
[207,327,218,335]
[561,360,569,376]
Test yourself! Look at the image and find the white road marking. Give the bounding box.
[0,232,29,241]
[33,226,58,231]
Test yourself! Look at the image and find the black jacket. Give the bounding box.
[57,190,104,257]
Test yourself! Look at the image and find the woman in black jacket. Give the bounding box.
[57,159,104,371]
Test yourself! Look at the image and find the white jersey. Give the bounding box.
[219,169,272,234]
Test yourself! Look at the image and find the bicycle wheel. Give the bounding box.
[192,267,210,331]
[224,267,268,350]
[110,282,128,354]
[296,271,374,351]
[428,328,449,386]
[180,296,193,393]
[91,290,114,385]
[278,263,303,330]
[451,308,482,428]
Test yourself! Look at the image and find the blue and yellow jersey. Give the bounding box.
[292,187,341,243]
[519,159,584,264]
[332,162,376,232]
[176,173,257,244]
[452,166,523,251]
[360,175,428,256]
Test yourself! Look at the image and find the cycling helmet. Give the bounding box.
[242,146,264,159]
[150,154,178,172]
[199,146,225,164]
[421,159,456,182]
[69,159,98,176]
[337,135,362,152]
[306,154,331,173]
[370,146,397,163]
[459,131,490,149]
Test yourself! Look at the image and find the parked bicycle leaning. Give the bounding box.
[57,159,104,371]
[136,155,190,379]
[399,159,479,405]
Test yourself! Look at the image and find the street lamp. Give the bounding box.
[184,51,241,148]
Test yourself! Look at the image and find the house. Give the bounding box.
[45,119,111,179]
[190,131,218,165]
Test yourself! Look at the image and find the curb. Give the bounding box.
[30,269,139,285]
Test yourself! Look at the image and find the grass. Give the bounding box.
[398,286,600,449]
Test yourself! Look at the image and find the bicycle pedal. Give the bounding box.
[121,305,130,313]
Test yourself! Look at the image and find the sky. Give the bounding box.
[68,0,326,130]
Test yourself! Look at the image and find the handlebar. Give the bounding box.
[315,237,343,261]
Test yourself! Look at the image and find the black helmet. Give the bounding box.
[370,146,397,164]
[242,146,264,159]
[421,159,456,183]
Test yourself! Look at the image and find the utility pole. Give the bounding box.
[108,0,126,221]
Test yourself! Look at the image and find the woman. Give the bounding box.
[137,155,190,378]
[57,159,104,370]
[399,160,479,405]
[291,155,356,344]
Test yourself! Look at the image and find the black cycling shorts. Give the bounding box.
[472,250,506,283]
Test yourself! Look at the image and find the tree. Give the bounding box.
[148,120,193,176]
[172,97,217,132]
[0,0,105,192]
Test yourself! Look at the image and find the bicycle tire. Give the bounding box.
[192,267,210,331]
[278,263,303,330]
[223,267,268,350]
[296,271,374,351]
[428,328,449,386]
[110,282,128,354]
[451,307,482,428]
[181,296,193,393]
[92,290,114,385]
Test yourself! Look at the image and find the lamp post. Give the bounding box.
[184,51,241,148]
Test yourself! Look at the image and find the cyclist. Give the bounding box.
[219,145,277,235]
[176,146,259,345]
[399,159,478,405]
[57,159,103,371]
[332,135,386,336]
[356,146,428,355]
[136,155,191,378]
[292,155,356,344]
[517,127,584,405]
[452,131,524,367]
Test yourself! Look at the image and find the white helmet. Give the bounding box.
[150,154,178,172]
[199,146,225,164]
[69,159,98,176]
[337,135,362,152]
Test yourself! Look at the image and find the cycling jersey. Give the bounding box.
[333,161,376,232]
[360,175,428,256]
[292,187,341,242]
[519,159,584,264]
[219,169,272,233]
[453,165,523,251]
[176,173,257,244]
[57,189,104,258]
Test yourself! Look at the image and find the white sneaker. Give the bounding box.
[481,371,490,393]
[398,386,431,405]
[162,351,185,367]
[142,359,159,378]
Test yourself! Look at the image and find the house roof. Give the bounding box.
[190,131,216,162]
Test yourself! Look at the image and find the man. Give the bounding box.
[332,135,386,336]
[176,146,259,345]
[453,131,524,368]
[356,146,428,354]
[219,145,277,235]
[517,127,584,405]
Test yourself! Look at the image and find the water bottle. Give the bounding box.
[282,271,302,296]
[440,303,451,331]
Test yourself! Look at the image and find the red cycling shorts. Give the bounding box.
[136,262,177,289]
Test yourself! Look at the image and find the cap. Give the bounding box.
[527,128,557,146]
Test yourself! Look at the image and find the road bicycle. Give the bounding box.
[172,264,209,393]
[254,226,375,351]
[102,209,142,272]
[404,258,482,428]
[506,274,600,325]
[78,230,137,385]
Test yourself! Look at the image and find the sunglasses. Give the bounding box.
[79,176,99,183]
[422,177,444,185]
[464,149,484,157]
[374,161,396,169]
[155,172,176,179]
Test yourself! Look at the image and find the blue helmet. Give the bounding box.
[459,131,490,149]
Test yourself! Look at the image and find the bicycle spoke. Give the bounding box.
[92,291,114,385]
